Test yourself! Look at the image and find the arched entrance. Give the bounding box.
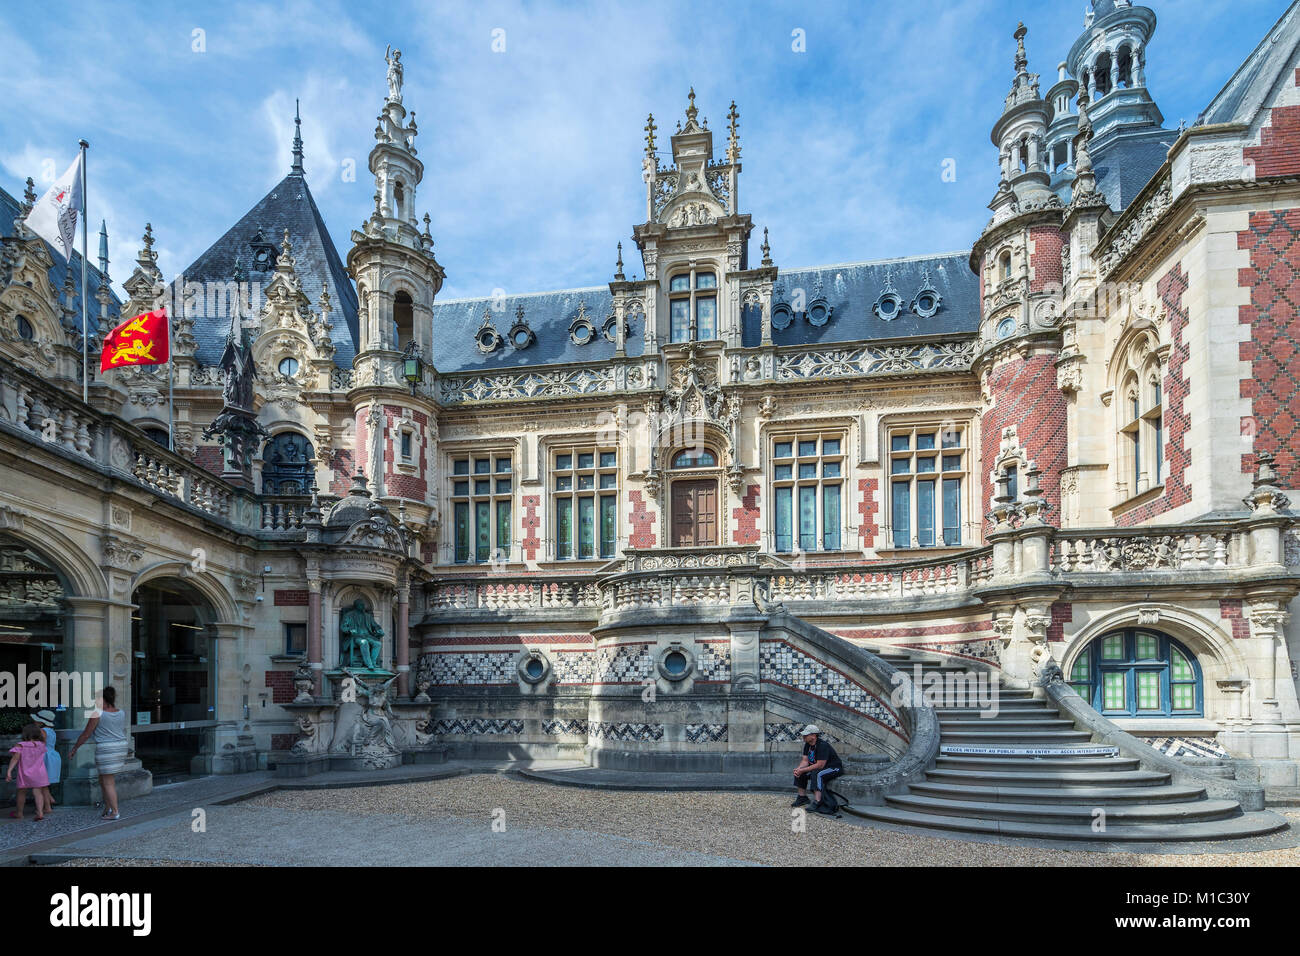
[0,532,72,725]
[131,578,217,781]
[669,447,719,546]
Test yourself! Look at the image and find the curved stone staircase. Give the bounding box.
[846,649,1290,843]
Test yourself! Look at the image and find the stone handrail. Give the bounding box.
[1041,671,1267,811]
[765,611,941,803]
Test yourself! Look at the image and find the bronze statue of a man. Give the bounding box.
[340,599,384,670]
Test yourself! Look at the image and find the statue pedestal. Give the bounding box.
[327,752,404,772]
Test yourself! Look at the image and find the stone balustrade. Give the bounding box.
[427,576,601,611]
[1050,526,1242,574]
[260,496,310,531]
[0,356,242,525]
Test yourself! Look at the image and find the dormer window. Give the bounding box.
[669,270,718,343]
[249,229,278,272]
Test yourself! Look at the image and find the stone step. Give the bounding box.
[927,767,1171,787]
[939,718,1078,731]
[884,794,1242,825]
[940,730,1095,744]
[846,806,1290,842]
[935,704,1059,717]
[935,755,1140,772]
[908,780,1211,805]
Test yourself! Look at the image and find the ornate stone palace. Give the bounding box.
[3,1,1300,809]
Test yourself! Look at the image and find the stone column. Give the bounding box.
[396,580,411,697]
[307,577,323,695]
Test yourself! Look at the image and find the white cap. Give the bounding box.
[800,724,820,737]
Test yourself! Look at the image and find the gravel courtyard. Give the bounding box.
[52,773,1300,867]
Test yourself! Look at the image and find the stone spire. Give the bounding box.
[291,99,305,176]
[97,219,109,278]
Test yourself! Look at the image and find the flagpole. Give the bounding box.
[78,139,89,405]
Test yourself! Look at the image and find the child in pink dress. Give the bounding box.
[7,724,50,821]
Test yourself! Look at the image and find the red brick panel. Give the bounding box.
[388,474,427,499]
[1047,601,1072,643]
[979,354,1067,533]
[264,670,293,704]
[274,589,308,606]
[628,490,656,549]
[1237,209,1300,486]
[857,478,878,548]
[521,494,541,560]
[195,445,223,476]
[1116,263,1192,526]
[732,484,760,545]
[1244,103,1300,178]
[1028,226,1063,293]
[329,449,355,494]
[1220,599,1251,640]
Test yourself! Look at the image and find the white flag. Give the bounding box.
[24,153,83,262]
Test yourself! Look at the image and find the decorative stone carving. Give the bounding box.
[292,662,315,703]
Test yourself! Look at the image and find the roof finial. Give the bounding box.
[291,98,305,175]
[615,241,625,281]
[98,219,109,279]
[727,100,740,161]
[140,222,157,268]
[685,87,698,124]
[761,227,772,267]
[1013,22,1028,76]
[21,177,36,216]
[644,113,657,157]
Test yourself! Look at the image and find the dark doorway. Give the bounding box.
[131,579,215,782]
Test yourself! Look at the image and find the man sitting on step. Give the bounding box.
[791,724,843,814]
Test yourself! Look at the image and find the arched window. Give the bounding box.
[1117,46,1132,88]
[393,180,406,219]
[261,432,315,494]
[672,448,717,468]
[1068,630,1202,716]
[1094,52,1112,96]
[1114,333,1164,500]
[392,291,414,351]
[999,251,1012,280]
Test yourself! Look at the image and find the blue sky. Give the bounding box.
[0,0,1287,301]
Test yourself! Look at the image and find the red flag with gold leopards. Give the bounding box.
[100,308,170,372]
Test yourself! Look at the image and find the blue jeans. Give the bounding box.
[795,766,842,795]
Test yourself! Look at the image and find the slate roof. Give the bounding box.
[427,251,979,374]
[174,170,360,367]
[432,286,637,374]
[743,251,979,349]
[0,183,123,341]
[1196,0,1300,128]
[1090,127,1177,211]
